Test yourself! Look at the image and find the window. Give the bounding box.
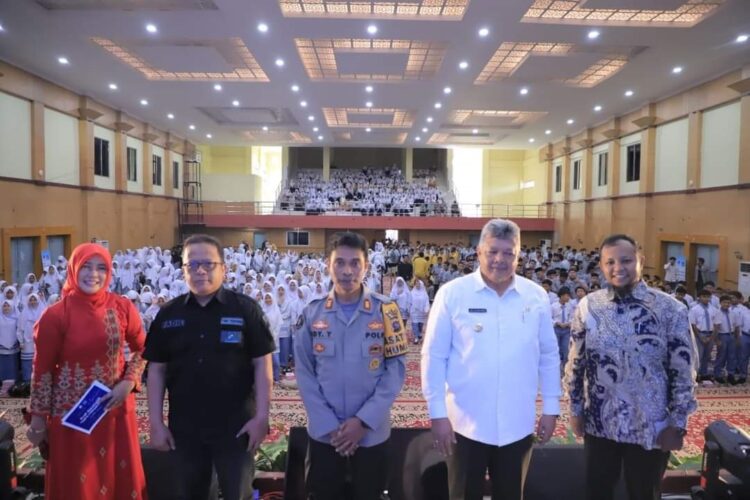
[572,159,581,190]
[94,137,109,177]
[626,143,641,182]
[172,161,180,189]
[597,152,608,186]
[286,231,310,246]
[127,147,137,182]
[152,155,162,186]
[554,165,562,193]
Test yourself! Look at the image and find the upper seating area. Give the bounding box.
[276,167,460,216]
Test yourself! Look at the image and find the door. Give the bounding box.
[695,244,719,285]
[11,237,35,285]
[47,236,67,265]
[253,232,267,250]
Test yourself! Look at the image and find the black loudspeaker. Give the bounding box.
[0,420,16,500]
[284,427,624,500]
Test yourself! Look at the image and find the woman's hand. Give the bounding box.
[99,380,136,410]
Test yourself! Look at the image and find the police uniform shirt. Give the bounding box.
[144,287,275,437]
[294,287,407,447]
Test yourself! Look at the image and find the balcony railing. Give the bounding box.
[193,201,551,218]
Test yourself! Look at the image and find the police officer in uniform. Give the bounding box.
[145,234,275,500]
[295,231,407,499]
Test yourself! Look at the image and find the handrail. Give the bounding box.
[193,201,551,218]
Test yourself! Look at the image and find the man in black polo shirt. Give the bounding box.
[145,234,274,500]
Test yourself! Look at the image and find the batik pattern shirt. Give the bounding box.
[564,281,697,449]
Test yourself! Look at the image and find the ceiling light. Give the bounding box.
[365,101,373,108]
[140,99,148,106]
[318,135,324,141]
[365,85,373,93]
[587,30,600,40]
[545,129,551,135]
[443,86,452,94]
[529,138,535,143]
[213,83,222,91]
[478,27,489,38]
[367,24,378,35]
[366,127,372,132]
[736,34,748,43]
[206,133,212,139]
[472,129,478,134]
[313,127,319,132]
[434,102,442,109]
[57,56,69,65]
[262,126,269,131]
[300,100,308,107]
[422,127,428,133]
[308,115,315,121]
[232,100,240,107]
[257,22,269,33]
[189,124,196,130]
[567,118,574,125]
[672,66,683,74]
[275,58,285,67]
[145,23,158,34]
[458,61,469,70]
[167,113,175,119]
[415,137,421,142]
[426,116,433,123]
[108,83,118,90]
[593,105,602,112]
[519,87,529,95]
[624,89,634,97]
[0,23,4,32]
[291,84,300,92]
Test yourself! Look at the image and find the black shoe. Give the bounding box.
[715,377,726,384]
[738,378,747,384]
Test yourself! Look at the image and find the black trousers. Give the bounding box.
[305,437,388,500]
[172,432,255,500]
[447,433,534,500]
[584,434,670,500]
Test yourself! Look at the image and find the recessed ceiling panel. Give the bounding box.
[135,46,233,73]
[278,0,470,19]
[323,107,415,128]
[522,0,724,27]
[336,52,410,75]
[447,110,548,128]
[92,37,269,82]
[199,107,298,126]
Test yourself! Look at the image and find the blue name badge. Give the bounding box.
[468,308,488,313]
[162,319,185,329]
[220,317,244,327]
[221,330,242,344]
[61,381,112,434]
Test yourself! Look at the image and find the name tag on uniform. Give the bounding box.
[162,319,186,329]
[220,317,244,327]
[468,308,487,313]
[220,330,242,344]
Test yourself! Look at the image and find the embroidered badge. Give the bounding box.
[314,343,326,353]
[363,298,371,311]
[312,320,329,330]
[367,320,384,330]
[325,297,334,309]
[381,303,407,358]
[368,343,383,356]
[468,308,487,313]
[220,317,244,326]
[369,358,381,370]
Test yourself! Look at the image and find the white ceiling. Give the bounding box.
[0,0,749,149]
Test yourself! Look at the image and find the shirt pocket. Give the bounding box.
[361,340,385,375]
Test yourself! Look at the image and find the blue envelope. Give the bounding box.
[61,381,112,434]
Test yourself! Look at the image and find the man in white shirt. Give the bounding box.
[663,256,679,289]
[551,287,576,368]
[421,219,561,500]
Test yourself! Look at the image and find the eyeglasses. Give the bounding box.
[183,261,222,272]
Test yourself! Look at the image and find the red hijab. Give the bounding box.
[62,243,113,308]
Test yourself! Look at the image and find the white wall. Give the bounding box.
[44,108,79,185]
[591,143,610,198]
[202,172,259,201]
[93,125,116,190]
[569,152,583,201]
[701,101,740,189]
[619,132,642,196]
[654,118,688,192]
[0,91,32,180]
[126,136,143,193]
[151,145,165,196]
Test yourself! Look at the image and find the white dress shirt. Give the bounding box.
[551,300,576,327]
[688,303,720,332]
[421,271,561,447]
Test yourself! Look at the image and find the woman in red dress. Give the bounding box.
[26,243,148,499]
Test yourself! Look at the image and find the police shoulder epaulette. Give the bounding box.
[370,291,391,304]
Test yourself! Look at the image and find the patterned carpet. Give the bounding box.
[4,344,749,470]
